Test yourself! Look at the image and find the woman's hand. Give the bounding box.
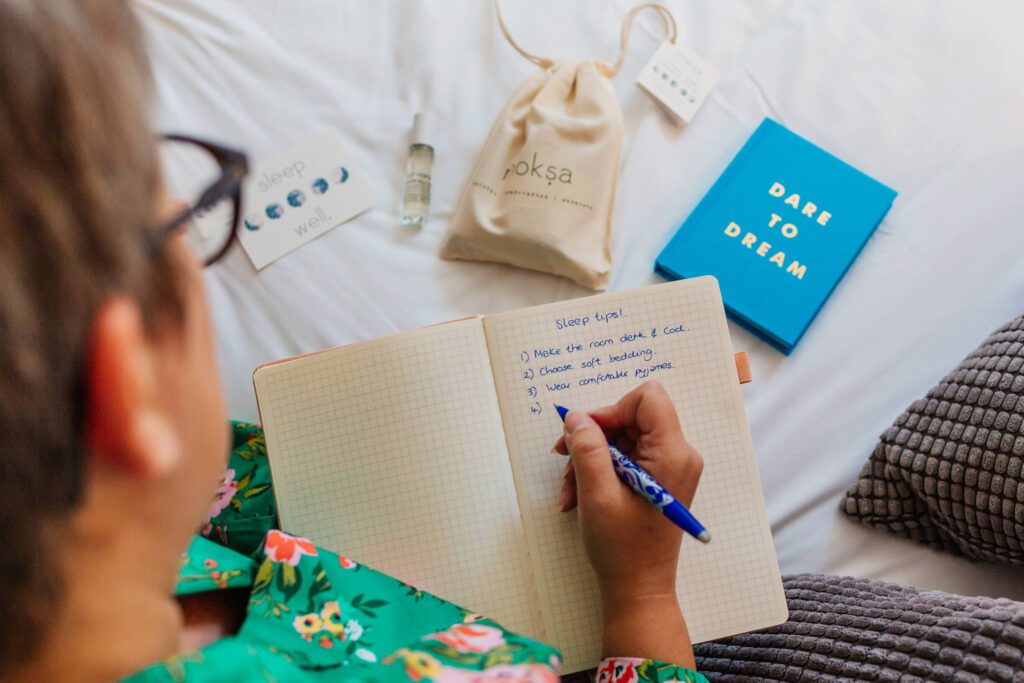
[553,381,703,665]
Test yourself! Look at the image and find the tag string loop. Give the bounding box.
[496,1,677,77]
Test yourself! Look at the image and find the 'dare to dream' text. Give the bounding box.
[722,182,834,280]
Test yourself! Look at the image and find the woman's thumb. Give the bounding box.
[564,412,616,493]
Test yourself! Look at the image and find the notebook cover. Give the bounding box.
[655,118,897,354]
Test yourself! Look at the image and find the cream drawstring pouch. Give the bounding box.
[440,3,677,290]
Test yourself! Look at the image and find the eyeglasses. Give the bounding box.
[151,134,249,267]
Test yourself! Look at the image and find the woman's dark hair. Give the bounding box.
[0,0,183,671]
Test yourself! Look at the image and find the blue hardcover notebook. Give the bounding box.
[655,118,897,354]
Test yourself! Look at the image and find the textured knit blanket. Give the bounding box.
[694,574,1024,682]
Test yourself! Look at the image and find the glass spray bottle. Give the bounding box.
[401,112,436,226]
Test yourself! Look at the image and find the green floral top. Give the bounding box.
[123,423,707,683]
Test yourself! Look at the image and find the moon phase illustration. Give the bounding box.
[243,213,263,231]
[331,166,350,184]
[287,189,306,207]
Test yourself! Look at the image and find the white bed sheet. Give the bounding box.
[137,0,1024,601]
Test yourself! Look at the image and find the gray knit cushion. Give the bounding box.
[694,574,1024,682]
[842,316,1024,565]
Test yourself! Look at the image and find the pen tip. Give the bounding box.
[554,405,569,421]
[697,531,711,544]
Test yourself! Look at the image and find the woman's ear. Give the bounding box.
[83,295,182,478]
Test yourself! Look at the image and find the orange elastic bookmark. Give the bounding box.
[734,352,752,384]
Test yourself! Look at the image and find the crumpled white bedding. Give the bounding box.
[136,0,1024,600]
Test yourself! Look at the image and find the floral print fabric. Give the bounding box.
[199,422,277,559]
[597,657,707,683]
[123,422,705,682]
[176,536,254,595]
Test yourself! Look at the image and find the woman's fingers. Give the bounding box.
[554,430,632,456]
[552,387,680,511]
[558,459,578,511]
[588,381,683,438]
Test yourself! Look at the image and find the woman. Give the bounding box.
[0,1,705,681]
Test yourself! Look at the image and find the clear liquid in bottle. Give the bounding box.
[401,113,436,226]
[401,143,434,225]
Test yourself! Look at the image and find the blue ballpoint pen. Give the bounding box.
[555,404,711,544]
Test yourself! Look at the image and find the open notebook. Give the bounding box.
[253,277,787,672]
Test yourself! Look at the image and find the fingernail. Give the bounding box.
[550,446,560,455]
[564,412,589,434]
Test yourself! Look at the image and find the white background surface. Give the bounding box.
[137,0,1024,600]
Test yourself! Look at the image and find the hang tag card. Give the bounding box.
[636,41,718,124]
[238,130,376,270]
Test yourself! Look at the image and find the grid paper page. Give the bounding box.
[253,317,542,637]
[484,277,787,672]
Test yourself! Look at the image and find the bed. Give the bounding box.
[135,0,1024,602]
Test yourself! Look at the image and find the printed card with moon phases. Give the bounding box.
[237,130,375,270]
